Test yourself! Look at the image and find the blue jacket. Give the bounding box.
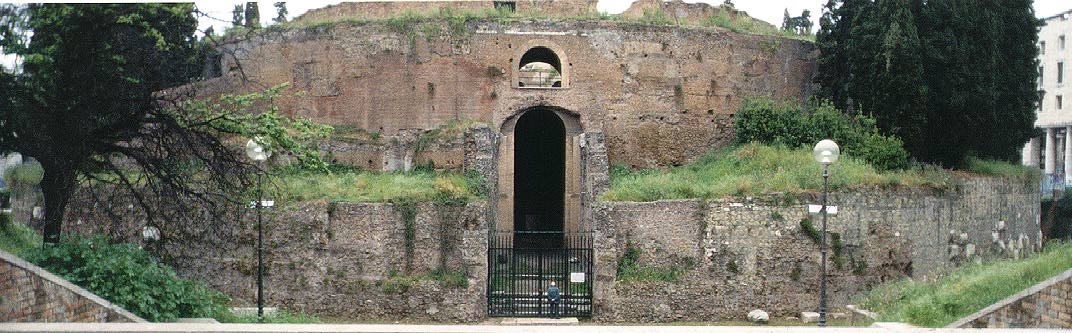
[547,285,561,302]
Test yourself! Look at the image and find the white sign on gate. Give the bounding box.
[570,272,585,283]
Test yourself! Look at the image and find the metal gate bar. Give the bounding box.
[487,231,593,317]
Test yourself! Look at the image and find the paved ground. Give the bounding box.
[0,323,1059,333]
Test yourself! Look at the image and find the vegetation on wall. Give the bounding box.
[615,244,695,283]
[271,5,807,41]
[272,167,480,204]
[602,143,952,202]
[860,242,1072,327]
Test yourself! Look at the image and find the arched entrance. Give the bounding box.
[487,106,593,318]
[513,108,565,248]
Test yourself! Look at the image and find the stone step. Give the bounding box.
[498,317,580,325]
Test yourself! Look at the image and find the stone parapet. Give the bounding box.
[0,249,144,323]
[951,268,1072,328]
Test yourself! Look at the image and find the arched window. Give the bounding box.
[517,47,564,88]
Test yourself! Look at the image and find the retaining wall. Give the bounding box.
[0,250,144,323]
[593,176,1041,322]
[64,201,489,322]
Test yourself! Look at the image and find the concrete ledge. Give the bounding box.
[947,267,1072,328]
[0,323,1065,333]
[0,249,146,323]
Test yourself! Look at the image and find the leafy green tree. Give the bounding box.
[0,4,328,243]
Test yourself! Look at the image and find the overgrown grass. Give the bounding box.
[376,268,469,294]
[860,242,1072,327]
[964,156,1040,178]
[263,5,806,41]
[0,220,41,256]
[702,10,811,41]
[272,169,478,204]
[602,143,953,202]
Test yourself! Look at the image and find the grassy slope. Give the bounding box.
[861,242,1072,327]
[0,220,41,256]
[603,143,1037,202]
[603,143,953,201]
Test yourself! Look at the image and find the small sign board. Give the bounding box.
[249,200,276,208]
[807,204,838,216]
[570,272,586,283]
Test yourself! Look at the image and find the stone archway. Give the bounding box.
[513,108,566,248]
[496,106,583,239]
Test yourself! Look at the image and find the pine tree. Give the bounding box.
[862,0,926,158]
[273,2,288,23]
[799,9,812,34]
[782,9,793,32]
[815,0,1040,166]
[244,2,260,28]
[231,4,243,27]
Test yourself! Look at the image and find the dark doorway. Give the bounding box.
[513,108,565,248]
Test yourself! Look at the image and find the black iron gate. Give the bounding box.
[487,231,593,317]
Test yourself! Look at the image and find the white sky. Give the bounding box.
[2,0,1071,70]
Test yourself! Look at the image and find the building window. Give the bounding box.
[517,46,565,88]
[1060,95,1065,111]
[1060,62,1065,84]
[1041,41,1046,54]
[1061,35,1067,50]
[1040,65,1045,87]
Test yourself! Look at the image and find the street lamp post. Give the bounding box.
[245,138,271,322]
[813,139,839,327]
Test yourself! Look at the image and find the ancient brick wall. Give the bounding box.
[64,201,489,322]
[593,176,1041,322]
[0,250,143,323]
[952,269,1072,328]
[198,18,815,169]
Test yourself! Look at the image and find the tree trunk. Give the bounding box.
[40,165,77,244]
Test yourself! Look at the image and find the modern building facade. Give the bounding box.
[1024,9,1072,190]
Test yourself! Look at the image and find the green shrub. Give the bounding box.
[733,98,910,170]
[23,236,229,322]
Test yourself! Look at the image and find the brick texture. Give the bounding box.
[0,250,144,323]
